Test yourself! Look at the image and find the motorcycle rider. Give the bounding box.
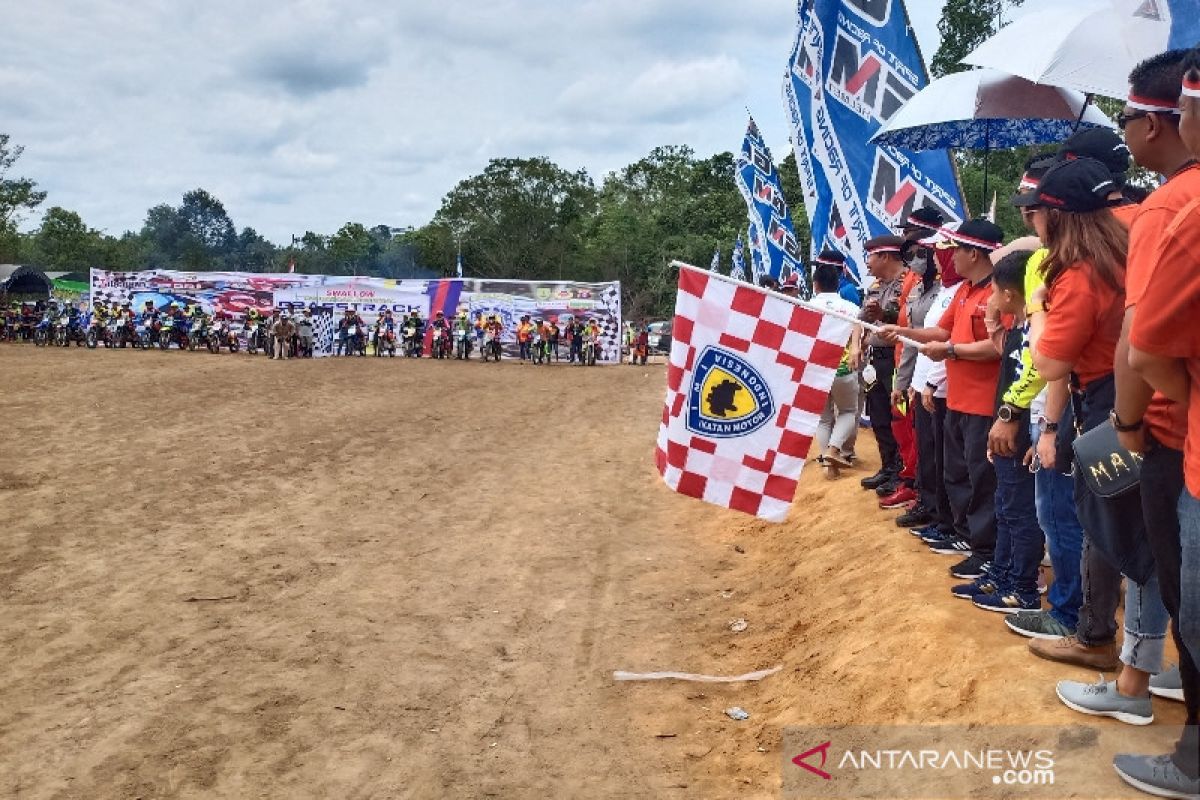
[516,315,533,362]
[548,319,561,361]
[453,311,473,358]
[483,314,504,360]
[339,307,365,355]
[568,317,584,364]
[374,309,397,355]
[428,310,451,357]
[531,317,549,364]
[404,309,424,357]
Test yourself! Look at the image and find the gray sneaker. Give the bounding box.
[1056,676,1153,726]
[1150,665,1185,703]
[1003,609,1075,640]
[1113,753,1200,799]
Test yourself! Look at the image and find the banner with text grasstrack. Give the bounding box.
[782,0,966,286]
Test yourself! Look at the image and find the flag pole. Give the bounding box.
[670,261,922,348]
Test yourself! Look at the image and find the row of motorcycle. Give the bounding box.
[12,313,297,355]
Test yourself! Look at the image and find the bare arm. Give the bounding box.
[1114,307,1155,425]
[1129,345,1189,404]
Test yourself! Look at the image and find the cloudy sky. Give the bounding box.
[4,1,947,244]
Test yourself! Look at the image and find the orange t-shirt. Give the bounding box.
[935,278,1001,417]
[1129,195,1200,491]
[893,270,921,361]
[1038,262,1124,389]
[1124,164,1200,451]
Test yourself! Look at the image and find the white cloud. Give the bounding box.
[3,0,943,243]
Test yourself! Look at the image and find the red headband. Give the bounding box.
[939,227,1002,251]
[1127,93,1180,113]
[1183,74,1200,99]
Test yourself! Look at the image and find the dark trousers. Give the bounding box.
[928,397,954,534]
[992,424,1042,598]
[943,409,997,559]
[1141,444,1200,778]
[865,348,899,473]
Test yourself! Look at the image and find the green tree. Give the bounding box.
[931,0,1024,78]
[140,203,185,267]
[177,189,236,269]
[234,227,277,272]
[33,206,95,271]
[432,156,597,279]
[0,134,47,261]
[327,222,378,276]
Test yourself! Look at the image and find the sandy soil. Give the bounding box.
[0,346,1185,799]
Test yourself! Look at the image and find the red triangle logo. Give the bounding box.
[1134,0,1163,20]
[792,741,833,780]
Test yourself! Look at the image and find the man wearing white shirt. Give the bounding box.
[811,262,865,477]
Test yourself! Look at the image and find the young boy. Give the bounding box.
[950,250,1043,612]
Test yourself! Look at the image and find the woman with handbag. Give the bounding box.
[1023,156,1169,727]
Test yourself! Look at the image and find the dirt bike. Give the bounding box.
[337,325,364,357]
[374,325,397,357]
[214,321,239,353]
[454,328,472,360]
[85,317,110,349]
[430,327,451,359]
[190,321,210,351]
[294,331,313,358]
[245,320,265,354]
[404,326,422,358]
[632,342,648,366]
[33,316,51,347]
[481,330,502,362]
[582,336,598,366]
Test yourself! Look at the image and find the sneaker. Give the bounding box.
[879,486,917,509]
[896,505,935,529]
[949,556,990,579]
[1113,753,1200,799]
[928,537,972,556]
[973,591,1040,614]
[874,480,899,497]
[1029,635,1121,671]
[951,576,998,600]
[1004,609,1076,640]
[1056,677,1154,726]
[919,528,956,544]
[910,524,939,538]
[1149,665,1185,703]
[860,470,892,490]
[824,446,852,469]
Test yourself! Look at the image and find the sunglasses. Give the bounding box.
[1116,110,1149,129]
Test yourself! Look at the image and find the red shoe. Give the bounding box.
[879,485,917,509]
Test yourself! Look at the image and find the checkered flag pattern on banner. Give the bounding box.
[596,282,622,362]
[312,311,337,357]
[655,264,853,522]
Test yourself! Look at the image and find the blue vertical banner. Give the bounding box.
[747,223,766,283]
[734,116,807,294]
[730,234,748,282]
[1167,0,1200,49]
[782,0,966,286]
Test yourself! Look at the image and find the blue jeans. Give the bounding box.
[992,451,1043,599]
[1121,572,1170,673]
[1032,424,1083,630]
[1176,490,1200,670]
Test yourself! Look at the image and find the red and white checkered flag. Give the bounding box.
[655,264,854,522]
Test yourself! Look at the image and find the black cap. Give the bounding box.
[1057,128,1130,179]
[941,218,1004,251]
[813,249,845,267]
[865,235,905,255]
[905,207,945,231]
[1012,157,1118,213]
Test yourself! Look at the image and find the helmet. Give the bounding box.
[303,307,311,314]
[280,312,289,319]
[410,310,419,316]
[436,311,444,317]
[488,314,497,320]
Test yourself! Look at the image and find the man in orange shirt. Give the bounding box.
[1122,52,1200,797]
[881,219,1005,583]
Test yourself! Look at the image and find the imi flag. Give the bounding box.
[656,264,853,522]
[783,0,966,285]
[735,117,806,293]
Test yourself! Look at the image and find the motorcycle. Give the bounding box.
[582,335,599,366]
[85,316,109,349]
[337,324,364,357]
[430,327,447,359]
[454,328,472,360]
[404,326,422,358]
[245,320,265,354]
[217,321,240,353]
[189,319,209,351]
[139,317,159,349]
[531,332,549,365]
[33,314,52,347]
[374,324,397,357]
[481,330,502,362]
[206,323,222,354]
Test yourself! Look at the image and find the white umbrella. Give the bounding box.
[963,0,1185,99]
[869,69,1115,205]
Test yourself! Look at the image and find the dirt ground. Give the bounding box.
[0,346,1186,799]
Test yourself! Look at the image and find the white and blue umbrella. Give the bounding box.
[870,69,1116,205]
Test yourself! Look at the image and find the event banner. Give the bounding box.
[89,269,622,362]
[782,0,966,285]
[735,117,806,291]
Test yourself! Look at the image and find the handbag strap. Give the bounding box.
[1068,372,1086,436]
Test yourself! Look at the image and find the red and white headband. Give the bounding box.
[866,245,902,255]
[1127,93,1181,113]
[1018,173,1040,191]
[1182,74,1200,99]
[939,227,1002,251]
[813,256,845,267]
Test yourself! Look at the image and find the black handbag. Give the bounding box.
[1071,419,1142,498]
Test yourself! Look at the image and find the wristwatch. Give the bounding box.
[1043,421,1059,432]
[996,403,1022,423]
[1110,408,1143,433]
[946,343,958,360]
